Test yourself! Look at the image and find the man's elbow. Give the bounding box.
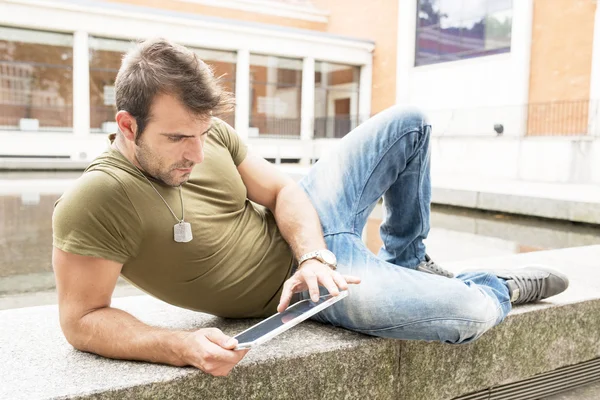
[59,309,99,351]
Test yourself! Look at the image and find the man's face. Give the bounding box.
[134,93,211,187]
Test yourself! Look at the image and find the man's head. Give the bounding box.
[114,38,234,187]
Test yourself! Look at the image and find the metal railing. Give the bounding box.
[426,100,598,137]
[527,99,591,136]
[249,115,301,139]
[0,104,73,132]
[314,115,367,139]
[3,101,597,138]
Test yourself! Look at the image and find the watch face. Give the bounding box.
[320,250,337,265]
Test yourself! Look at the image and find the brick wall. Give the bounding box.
[104,0,328,31]
[314,0,398,115]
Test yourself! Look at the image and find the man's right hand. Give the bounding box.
[178,328,249,377]
[53,248,249,377]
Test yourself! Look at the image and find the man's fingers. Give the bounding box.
[342,275,362,284]
[317,273,340,297]
[301,270,320,302]
[203,328,236,349]
[277,278,298,312]
[277,289,293,313]
[331,271,349,291]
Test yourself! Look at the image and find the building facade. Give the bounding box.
[1,0,599,183]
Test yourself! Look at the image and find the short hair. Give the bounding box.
[115,38,235,141]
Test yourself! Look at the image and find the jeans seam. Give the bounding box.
[351,125,424,234]
[352,304,502,335]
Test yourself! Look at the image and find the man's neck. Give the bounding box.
[112,134,143,171]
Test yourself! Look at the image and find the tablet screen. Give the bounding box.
[234,293,339,345]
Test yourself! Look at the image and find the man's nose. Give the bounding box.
[184,137,204,164]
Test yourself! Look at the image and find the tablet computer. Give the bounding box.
[233,291,348,350]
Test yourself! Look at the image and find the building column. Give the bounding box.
[589,1,600,136]
[235,49,250,140]
[359,62,372,120]
[395,0,417,106]
[511,0,534,136]
[301,57,315,141]
[72,31,90,137]
[300,57,315,165]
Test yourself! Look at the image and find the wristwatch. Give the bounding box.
[298,249,338,270]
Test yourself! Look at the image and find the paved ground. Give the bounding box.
[0,283,144,310]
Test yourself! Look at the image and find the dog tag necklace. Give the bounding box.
[134,166,193,243]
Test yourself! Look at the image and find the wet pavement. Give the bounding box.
[1,171,599,309]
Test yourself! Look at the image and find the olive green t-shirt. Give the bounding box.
[52,118,295,318]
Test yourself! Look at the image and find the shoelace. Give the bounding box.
[422,256,453,278]
[512,273,547,303]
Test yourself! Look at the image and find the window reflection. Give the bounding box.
[89,38,236,134]
[0,26,73,132]
[249,55,302,138]
[314,61,360,139]
[416,0,512,66]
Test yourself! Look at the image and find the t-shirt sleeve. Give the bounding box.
[212,118,248,166]
[52,171,142,264]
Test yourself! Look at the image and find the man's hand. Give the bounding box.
[178,328,249,377]
[277,260,361,312]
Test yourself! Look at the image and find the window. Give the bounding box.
[415,0,512,66]
[249,54,302,138]
[0,26,73,131]
[314,61,360,139]
[88,38,237,133]
[89,37,135,133]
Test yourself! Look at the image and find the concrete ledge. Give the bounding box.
[2,246,600,399]
[431,179,600,225]
[280,166,600,225]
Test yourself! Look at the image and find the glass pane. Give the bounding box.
[439,0,463,29]
[461,0,487,22]
[415,0,512,65]
[485,8,512,50]
[415,25,440,65]
[191,47,236,83]
[250,54,302,138]
[487,0,512,14]
[88,39,236,133]
[0,26,73,132]
[439,24,462,57]
[191,47,236,126]
[460,18,485,53]
[89,37,135,133]
[313,61,360,139]
[418,0,441,28]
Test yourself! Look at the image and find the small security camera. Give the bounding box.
[494,124,504,135]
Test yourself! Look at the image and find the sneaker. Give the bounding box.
[484,265,569,304]
[416,254,455,278]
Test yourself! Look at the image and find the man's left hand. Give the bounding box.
[277,260,361,313]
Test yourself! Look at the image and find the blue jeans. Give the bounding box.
[298,106,512,344]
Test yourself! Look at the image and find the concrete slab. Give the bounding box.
[1,246,599,399]
[432,174,600,224]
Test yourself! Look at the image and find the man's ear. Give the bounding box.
[115,111,138,142]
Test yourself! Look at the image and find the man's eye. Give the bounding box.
[168,137,184,142]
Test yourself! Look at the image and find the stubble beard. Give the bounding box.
[135,141,189,187]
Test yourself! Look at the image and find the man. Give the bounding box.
[52,38,569,377]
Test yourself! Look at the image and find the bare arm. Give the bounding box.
[53,247,248,376]
[237,153,361,310]
[237,155,327,259]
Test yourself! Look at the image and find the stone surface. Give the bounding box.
[1,246,599,400]
[0,296,396,400]
[431,174,600,224]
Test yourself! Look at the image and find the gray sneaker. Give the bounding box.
[416,254,455,278]
[485,265,569,304]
